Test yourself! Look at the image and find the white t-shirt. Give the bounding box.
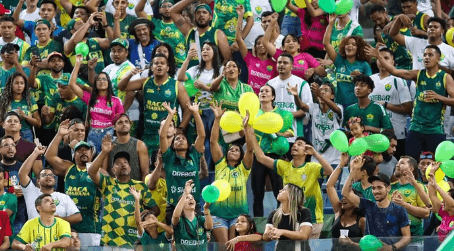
[308,103,343,165]
[185,66,224,109]
[267,75,313,143]
[349,0,362,24]
[103,61,141,121]
[244,0,273,49]
[20,8,40,22]
[404,36,454,70]
[369,74,412,140]
[22,181,80,219]
[105,0,153,16]
[417,0,434,16]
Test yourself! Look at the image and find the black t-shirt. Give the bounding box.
[267,208,312,251]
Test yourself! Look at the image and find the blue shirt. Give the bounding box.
[128,39,160,69]
[23,21,64,46]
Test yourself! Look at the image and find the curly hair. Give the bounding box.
[0,73,31,123]
[338,36,369,61]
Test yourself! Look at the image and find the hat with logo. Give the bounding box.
[110,38,129,50]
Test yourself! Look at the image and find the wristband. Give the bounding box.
[391,244,397,251]
[380,128,384,133]
[384,102,388,108]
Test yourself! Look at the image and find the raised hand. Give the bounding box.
[365,44,380,58]
[287,83,299,96]
[129,67,143,76]
[242,110,250,128]
[310,82,321,97]
[187,47,198,59]
[130,186,141,201]
[304,68,315,80]
[162,102,176,115]
[304,145,317,155]
[113,9,121,20]
[210,101,225,119]
[101,134,115,153]
[402,170,416,185]
[187,102,200,114]
[16,108,26,118]
[328,14,337,24]
[236,5,245,16]
[41,105,51,116]
[33,145,47,156]
[58,119,71,136]
[339,152,350,167]
[350,156,365,171]
[226,237,239,251]
[75,54,84,64]
[87,57,99,70]
[184,179,194,195]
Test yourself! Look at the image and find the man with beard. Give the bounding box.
[64,12,113,74]
[0,17,29,65]
[18,145,82,223]
[103,113,149,181]
[107,0,137,39]
[378,130,399,179]
[343,158,411,250]
[418,151,433,184]
[389,156,431,238]
[45,119,103,247]
[0,136,19,232]
[170,0,231,68]
[88,134,158,247]
[0,43,28,91]
[124,18,160,70]
[135,0,186,68]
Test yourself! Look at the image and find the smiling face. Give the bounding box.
[255,37,267,55]
[283,35,299,54]
[201,43,214,63]
[12,75,26,95]
[134,25,151,43]
[183,193,196,210]
[259,85,274,104]
[340,196,356,210]
[69,123,85,142]
[152,56,169,78]
[224,61,239,80]
[344,38,358,58]
[48,56,64,73]
[349,122,364,139]
[371,180,390,202]
[227,145,241,163]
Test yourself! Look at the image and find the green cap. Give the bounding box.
[194,4,212,15]
[110,38,129,49]
[74,141,92,151]
[66,18,81,31]
[35,19,51,30]
[159,0,174,6]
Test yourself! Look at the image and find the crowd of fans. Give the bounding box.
[0,0,452,250]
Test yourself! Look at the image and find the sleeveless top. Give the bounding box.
[109,137,141,181]
[331,214,363,251]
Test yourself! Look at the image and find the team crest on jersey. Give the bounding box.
[420,81,426,86]
[298,60,305,65]
[339,66,346,73]
[54,199,60,206]
[165,89,171,97]
[267,65,273,72]
[198,227,204,236]
[337,33,344,39]
[255,6,263,14]
[403,189,411,196]
[366,114,374,121]
[54,236,59,241]
[328,111,334,121]
[256,63,260,68]
[231,171,239,178]
[152,113,158,120]
[128,3,134,9]
[148,89,154,93]
[450,221,454,228]
[436,82,441,89]
[301,174,307,181]
[441,54,445,61]
[385,83,392,91]
[69,175,76,179]
[34,235,43,243]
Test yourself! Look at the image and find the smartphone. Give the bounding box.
[30,47,41,62]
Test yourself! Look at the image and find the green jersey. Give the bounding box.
[66,38,106,74]
[46,93,87,130]
[22,39,62,65]
[213,79,254,111]
[64,165,102,234]
[36,73,85,106]
[0,67,18,93]
[162,147,202,206]
[98,173,156,247]
[0,37,30,66]
[186,27,218,68]
[151,18,187,67]
[106,13,137,39]
[173,215,207,251]
[212,0,253,44]
[9,97,38,131]
[0,192,17,231]
[410,69,448,134]
[343,101,393,129]
[141,231,169,249]
[413,12,428,39]
[330,20,363,52]
[255,108,294,154]
[381,21,412,70]
[389,181,428,236]
[352,182,375,202]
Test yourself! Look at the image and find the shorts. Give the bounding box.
[211,216,237,229]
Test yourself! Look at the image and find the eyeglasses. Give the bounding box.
[420,154,433,160]
[1,143,15,148]
[40,173,55,178]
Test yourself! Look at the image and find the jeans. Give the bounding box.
[201,109,215,170]
[20,128,34,142]
[87,127,114,154]
[281,15,302,37]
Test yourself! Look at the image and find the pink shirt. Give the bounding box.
[244,52,278,94]
[297,8,328,51]
[82,91,124,128]
[273,49,320,80]
[438,206,454,242]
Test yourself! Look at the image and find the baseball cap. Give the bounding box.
[47,51,63,60]
[420,151,434,161]
[66,18,81,31]
[110,38,129,50]
[194,4,212,16]
[0,4,11,15]
[159,0,174,5]
[113,151,130,163]
[74,141,92,151]
[0,43,19,54]
[35,19,51,29]
[368,172,391,186]
[113,113,130,125]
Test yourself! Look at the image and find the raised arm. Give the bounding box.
[159,102,176,154]
[209,102,225,164]
[88,135,115,186]
[64,14,95,56]
[388,15,409,46]
[44,120,74,176]
[117,68,146,91]
[306,145,333,175]
[169,0,194,36]
[135,0,152,18]
[216,30,232,64]
[12,0,25,27]
[341,156,364,207]
[262,13,278,57]
[148,150,163,190]
[19,146,46,187]
[327,153,349,215]
[251,128,276,169]
[286,83,309,112]
[130,187,144,236]
[310,83,342,115]
[243,117,254,169]
[203,202,213,230]
[305,0,325,17]
[236,5,248,58]
[177,82,192,130]
[69,55,86,99]
[209,72,225,92]
[323,14,338,62]
[402,169,431,208]
[177,49,197,82]
[188,102,206,152]
[286,0,299,14]
[172,180,194,226]
[27,57,39,89]
[59,0,74,14]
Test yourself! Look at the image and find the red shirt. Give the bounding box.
[234,234,262,251]
[0,211,12,246]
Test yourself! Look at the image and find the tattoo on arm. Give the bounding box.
[175,18,185,28]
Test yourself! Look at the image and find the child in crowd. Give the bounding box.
[226,214,262,251]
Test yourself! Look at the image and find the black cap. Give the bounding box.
[128,18,154,38]
[368,172,391,186]
[1,43,19,54]
[113,151,130,163]
[4,111,21,121]
[69,118,84,128]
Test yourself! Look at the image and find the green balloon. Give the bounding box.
[280,110,294,133]
[359,235,383,251]
[235,0,245,4]
[202,185,220,203]
[438,230,454,251]
[330,130,348,152]
[435,141,454,162]
[319,0,336,14]
[334,0,353,15]
[440,160,454,178]
[271,0,286,12]
[184,79,198,97]
[75,42,89,57]
[364,134,390,153]
[348,138,368,156]
[272,136,290,155]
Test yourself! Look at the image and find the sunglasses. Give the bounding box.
[420,154,433,160]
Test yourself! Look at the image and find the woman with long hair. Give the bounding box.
[177,41,223,168]
[236,5,277,95]
[264,183,312,250]
[226,214,262,251]
[262,13,326,81]
[69,54,124,153]
[208,102,254,246]
[328,153,365,251]
[323,14,372,108]
[0,73,41,142]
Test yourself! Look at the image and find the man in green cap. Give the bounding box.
[107,0,137,39]
[0,43,28,93]
[170,0,231,68]
[135,0,187,68]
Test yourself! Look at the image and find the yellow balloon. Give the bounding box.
[213,180,231,202]
[295,0,312,8]
[437,181,451,201]
[238,92,260,124]
[220,111,243,133]
[426,164,445,183]
[447,27,454,47]
[253,112,284,134]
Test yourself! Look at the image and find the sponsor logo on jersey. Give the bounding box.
[198,227,204,236]
[255,6,262,14]
[301,174,307,181]
[267,65,273,72]
[54,199,60,206]
[298,60,305,65]
[69,175,76,180]
[328,111,334,121]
